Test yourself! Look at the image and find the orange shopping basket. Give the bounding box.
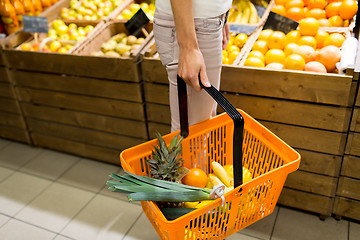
[120,76,301,240]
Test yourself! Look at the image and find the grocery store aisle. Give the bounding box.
[0,138,358,240]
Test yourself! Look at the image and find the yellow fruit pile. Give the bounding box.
[272,0,358,27]
[116,2,155,21]
[223,33,248,65]
[244,18,344,73]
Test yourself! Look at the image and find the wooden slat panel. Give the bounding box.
[4,50,140,81]
[0,82,15,99]
[0,111,26,128]
[296,149,341,177]
[0,98,21,114]
[284,171,337,197]
[341,155,360,179]
[350,108,360,132]
[260,121,347,155]
[224,93,351,132]
[16,87,145,120]
[278,188,333,217]
[144,83,169,104]
[147,122,171,139]
[146,103,171,124]
[221,65,353,106]
[141,58,168,84]
[27,118,145,150]
[333,197,360,221]
[0,67,9,82]
[31,133,121,165]
[337,177,360,201]
[0,124,30,143]
[356,87,360,107]
[21,103,148,139]
[347,133,360,156]
[11,70,143,102]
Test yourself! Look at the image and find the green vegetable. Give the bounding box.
[107,171,212,202]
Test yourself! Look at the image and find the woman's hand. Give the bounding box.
[178,46,210,92]
[222,23,230,50]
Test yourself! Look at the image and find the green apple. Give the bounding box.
[127,35,138,45]
[21,43,32,51]
[130,4,140,13]
[68,23,77,30]
[59,34,70,40]
[121,9,133,19]
[56,24,68,36]
[64,44,73,51]
[52,19,65,30]
[57,47,68,54]
[84,25,94,33]
[77,27,86,36]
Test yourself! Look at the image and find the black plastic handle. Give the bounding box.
[177,75,244,188]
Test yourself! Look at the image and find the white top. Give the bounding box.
[155,0,232,18]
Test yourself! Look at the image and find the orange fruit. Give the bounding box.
[285,30,301,44]
[305,61,327,73]
[325,1,342,18]
[298,17,319,36]
[323,33,346,48]
[258,29,274,41]
[252,40,268,55]
[248,50,265,63]
[307,0,326,9]
[305,8,326,19]
[283,54,306,70]
[266,62,284,69]
[328,15,344,27]
[244,57,266,68]
[265,49,286,65]
[315,45,341,72]
[286,7,304,21]
[298,36,317,48]
[267,31,287,49]
[181,168,208,188]
[284,43,300,55]
[339,0,358,20]
[294,45,316,62]
[317,18,332,26]
[302,7,309,16]
[275,0,287,5]
[272,5,286,15]
[315,30,330,48]
[286,0,305,9]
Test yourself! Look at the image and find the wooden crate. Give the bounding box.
[0,67,30,143]
[10,68,148,162]
[333,197,360,221]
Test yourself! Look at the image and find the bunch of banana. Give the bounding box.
[228,0,260,24]
[251,0,269,8]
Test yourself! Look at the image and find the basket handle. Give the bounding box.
[177,75,244,188]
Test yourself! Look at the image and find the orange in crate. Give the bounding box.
[120,109,300,240]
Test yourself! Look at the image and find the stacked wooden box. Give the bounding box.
[333,76,360,221]
[0,42,30,143]
[2,21,151,164]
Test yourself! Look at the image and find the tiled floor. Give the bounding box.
[0,138,359,240]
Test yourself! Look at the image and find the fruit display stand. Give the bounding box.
[333,54,360,220]
[1,20,153,164]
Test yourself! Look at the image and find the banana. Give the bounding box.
[248,1,259,24]
[238,1,250,24]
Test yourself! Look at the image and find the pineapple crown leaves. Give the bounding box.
[147,132,184,181]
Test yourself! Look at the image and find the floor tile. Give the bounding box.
[0,166,14,182]
[272,207,348,240]
[239,206,278,240]
[349,222,360,240]
[123,212,160,240]
[0,142,42,170]
[20,149,80,180]
[61,194,142,240]
[57,158,120,193]
[0,138,10,150]
[53,234,74,240]
[0,172,51,216]
[0,213,10,227]
[0,218,56,240]
[15,182,95,233]
[226,232,263,240]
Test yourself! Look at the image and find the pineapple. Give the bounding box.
[147,132,185,182]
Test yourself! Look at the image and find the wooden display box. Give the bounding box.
[10,69,148,164]
[0,66,30,143]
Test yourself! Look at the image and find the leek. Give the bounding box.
[107,171,212,202]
